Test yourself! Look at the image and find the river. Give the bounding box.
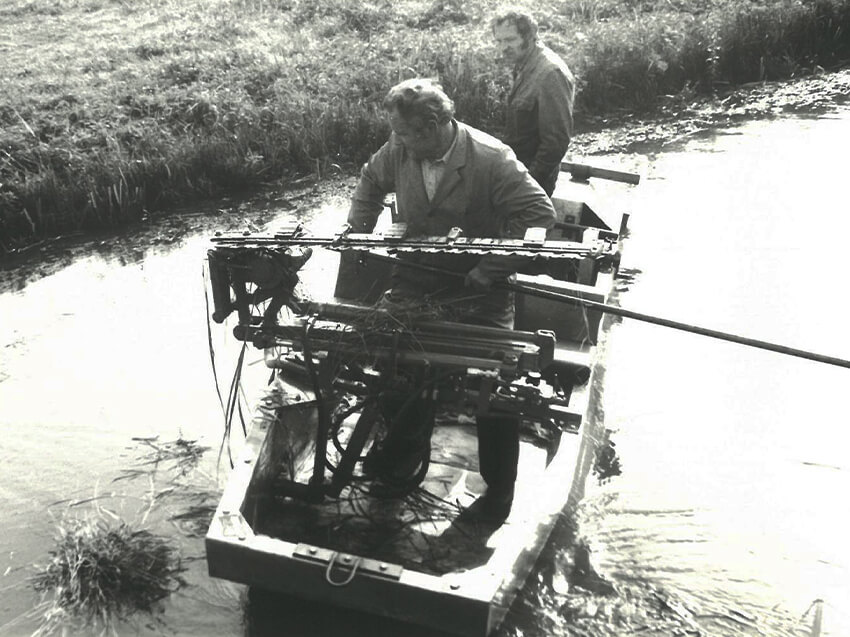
[577,110,850,637]
[1,108,848,637]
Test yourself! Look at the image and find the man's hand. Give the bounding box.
[465,266,494,291]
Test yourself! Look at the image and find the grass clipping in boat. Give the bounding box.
[312,294,477,348]
[29,514,185,636]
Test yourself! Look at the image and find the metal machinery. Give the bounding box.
[206,221,620,502]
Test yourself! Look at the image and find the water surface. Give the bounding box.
[580,111,850,637]
[1,111,848,636]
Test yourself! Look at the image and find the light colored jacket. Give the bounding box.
[348,120,555,327]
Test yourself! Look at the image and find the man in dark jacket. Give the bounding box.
[493,10,576,196]
[348,78,555,518]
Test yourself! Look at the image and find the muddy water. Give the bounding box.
[576,111,850,637]
[1,109,848,637]
[0,197,348,636]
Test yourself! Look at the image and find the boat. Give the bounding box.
[203,162,641,636]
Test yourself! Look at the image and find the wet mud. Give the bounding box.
[573,66,850,156]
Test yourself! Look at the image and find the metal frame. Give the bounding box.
[205,373,594,636]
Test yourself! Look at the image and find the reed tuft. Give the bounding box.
[30,514,185,636]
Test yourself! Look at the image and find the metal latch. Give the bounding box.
[293,543,403,583]
[218,511,250,540]
[273,221,303,238]
[522,226,547,246]
[382,222,408,241]
[333,223,352,245]
[445,227,463,243]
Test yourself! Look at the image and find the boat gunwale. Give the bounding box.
[204,170,638,635]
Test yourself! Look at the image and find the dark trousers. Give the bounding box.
[465,318,520,496]
[378,394,519,496]
[476,414,520,496]
[379,390,433,461]
[536,166,559,197]
[374,297,521,494]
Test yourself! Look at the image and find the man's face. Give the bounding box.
[388,109,438,161]
[493,22,527,65]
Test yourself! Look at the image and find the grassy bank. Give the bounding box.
[2,0,850,250]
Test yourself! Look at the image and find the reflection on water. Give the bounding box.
[2,112,849,636]
[0,189,352,636]
[245,587,455,637]
[574,111,850,637]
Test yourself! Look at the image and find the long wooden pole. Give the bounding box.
[508,281,850,369]
[369,254,850,370]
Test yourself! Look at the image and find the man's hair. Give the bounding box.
[491,9,539,45]
[383,78,454,131]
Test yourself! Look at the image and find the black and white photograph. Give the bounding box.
[1,1,848,636]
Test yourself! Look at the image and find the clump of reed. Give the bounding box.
[29,514,185,636]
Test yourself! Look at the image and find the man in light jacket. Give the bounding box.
[348,78,554,518]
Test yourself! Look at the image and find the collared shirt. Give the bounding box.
[420,124,458,201]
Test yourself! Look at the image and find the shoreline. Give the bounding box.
[2,0,850,252]
[1,65,848,294]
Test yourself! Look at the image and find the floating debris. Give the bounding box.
[593,432,622,484]
[113,436,218,538]
[115,436,210,482]
[30,514,185,636]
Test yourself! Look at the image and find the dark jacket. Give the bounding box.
[348,121,555,327]
[505,44,575,195]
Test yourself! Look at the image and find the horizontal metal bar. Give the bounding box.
[210,231,609,258]
[293,544,404,581]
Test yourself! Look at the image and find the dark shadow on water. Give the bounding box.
[0,188,311,295]
[592,433,623,484]
[244,587,456,637]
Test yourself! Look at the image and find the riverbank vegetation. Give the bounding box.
[2,0,850,250]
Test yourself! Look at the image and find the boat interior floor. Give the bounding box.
[249,420,562,576]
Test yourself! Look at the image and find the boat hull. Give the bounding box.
[206,366,598,636]
[205,168,636,635]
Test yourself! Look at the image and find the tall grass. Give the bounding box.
[1,0,849,249]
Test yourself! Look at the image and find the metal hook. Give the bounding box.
[325,552,361,586]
